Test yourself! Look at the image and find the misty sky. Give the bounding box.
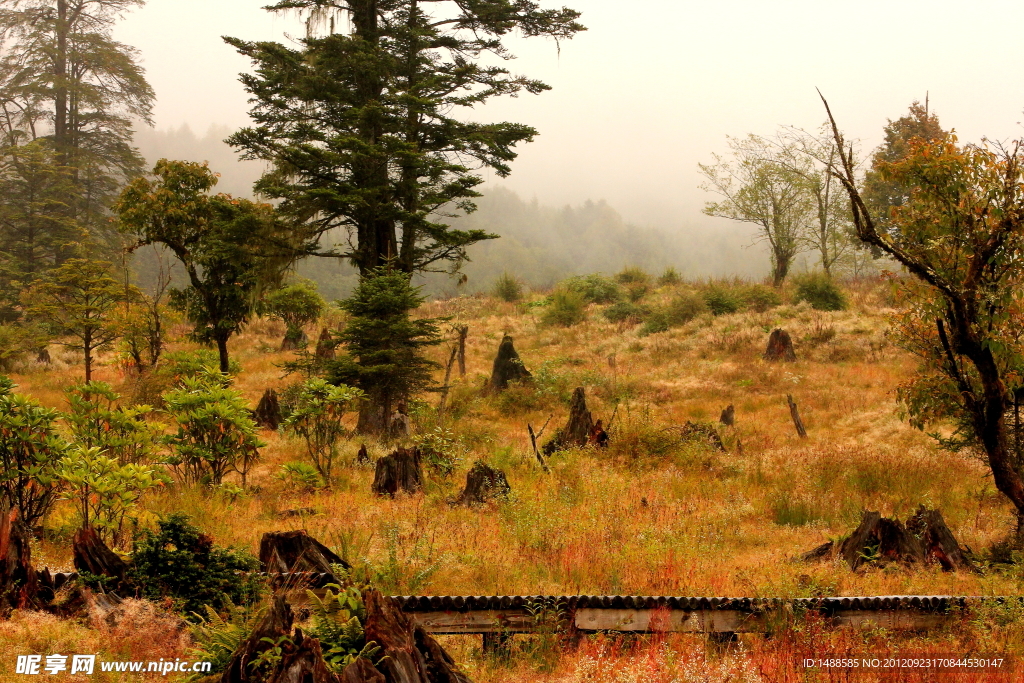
[116,0,1024,234]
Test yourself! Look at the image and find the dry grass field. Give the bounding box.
[2,276,1023,682]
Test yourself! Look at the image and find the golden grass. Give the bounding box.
[4,277,1023,681]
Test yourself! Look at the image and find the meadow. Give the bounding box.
[2,274,1022,682]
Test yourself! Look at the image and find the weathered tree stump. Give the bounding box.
[314,327,335,360]
[36,347,51,364]
[356,443,371,464]
[787,394,807,438]
[72,526,131,589]
[254,389,282,430]
[456,461,511,505]
[719,404,735,426]
[764,328,797,362]
[457,325,469,377]
[486,335,531,394]
[258,530,349,578]
[543,387,593,455]
[222,594,294,683]
[0,508,40,611]
[802,508,977,572]
[363,589,473,683]
[372,447,423,496]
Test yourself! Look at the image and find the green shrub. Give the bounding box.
[638,312,670,336]
[541,289,586,327]
[657,267,682,286]
[703,285,742,315]
[603,301,649,324]
[161,349,241,382]
[64,381,160,465]
[282,378,363,483]
[276,461,325,491]
[130,513,261,617]
[414,426,462,479]
[189,602,258,679]
[741,284,782,312]
[793,273,848,311]
[492,272,524,303]
[615,266,650,285]
[262,280,326,347]
[664,292,707,325]
[560,274,621,304]
[307,584,382,673]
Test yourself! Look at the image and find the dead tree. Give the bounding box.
[372,447,423,496]
[314,327,335,360]
[543,387,593,455]
[258,530,349,577]
[254,389,282,430]
[764,328,797,362]
[787,394,807,438]
[72,527,132,590]
[486,335,531,394]
[0,508,40,611]
[528,415,553,473]
[456,462,511,505]
[457,325,469,377]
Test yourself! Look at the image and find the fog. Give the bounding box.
[117,0,1024,283]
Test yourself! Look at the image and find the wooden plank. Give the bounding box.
[411,609,534,633]
[574,608,765,633]
[831,610,949,630]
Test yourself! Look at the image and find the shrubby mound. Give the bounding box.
[793,272,847,311]
[559,274,621,304]
[541,289,586,327]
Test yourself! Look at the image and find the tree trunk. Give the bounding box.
[486,335,531,394]
[457,325,468,377]
[456,461,511,505]
[543,387,593,455]
[83,330,93,381]
[255,389,282,430]
[764,328,797,362]
[72,526,131,590]
[216,334,230,374]
[372,447,423,496]
[314,327,335,360]
[258,530,349,577]
[0,508,40,611]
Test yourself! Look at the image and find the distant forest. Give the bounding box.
[131,125,767,300]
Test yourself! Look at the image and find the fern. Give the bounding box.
[306,584,384,672]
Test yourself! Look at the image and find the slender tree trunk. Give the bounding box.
[54,0,68,163]
[216,333,230,374]
[83,331,92,381]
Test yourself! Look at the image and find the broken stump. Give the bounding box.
[72,526,131,590]
[456,461,511,505]
[254,388,282,431]
[258,529,350,578]
[543,387,593,455]
[486,335,531,394]
[372,447,423,496]
[314,327,335,360]
[0,508,40,611]
[764,328,797,362]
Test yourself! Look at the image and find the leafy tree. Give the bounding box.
[225,0,583,277]
[862,100,946,241]
[57,446,162,546]
[826,106,1024,539]
[700,135,811,287]
[263,279,326,350]
[328,268,441,434]
[282,378,363,483]
[0,376,68,525]
[64,380,159,464]
[0,0,154,249]
[117,160,297,373]
[129,513,261,617]
[22,257,129,380]
[162,374,264,487]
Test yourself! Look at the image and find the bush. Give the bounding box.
[741,284,782,312]
[638,312,670,336]
[541,289,586,327]
[277,461,325,491]
[130,513,261,617]
[263,280,326,346]
[492,272,524,303]
[603,301,649,324]
[414,426,463,479]
[560,274,621,304]
[703,285,742,315]
[307,584,382,673]
[282,378,363,483]
[64,381,160,465]
[793,272,848,311]
[664,292,707,325]
[615,266,650,285]
[657,267,682,286]
[161,349,241,382]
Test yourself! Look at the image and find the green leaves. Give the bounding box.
[282,378,363,483]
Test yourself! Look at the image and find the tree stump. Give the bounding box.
[356,443,371,464]
[372,447,423,496]
[456,461,511,505]
[0,508,40,611]
[314,327,335,360]
[677,421,726,451]
[258,530,350,578]
[72,526,131,589]
[802,508,977,572]
[764,328,797,362]
[36,347,51,364]
[254,389,282,430]
[486,335,531,394]
[222,594,294,683]
[543,387,593,455]
[363,589,473,683]
[281,328,309,352]
[719,404,735,426]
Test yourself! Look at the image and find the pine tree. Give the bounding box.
[224,0,583,277]
[327,267,441,434]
